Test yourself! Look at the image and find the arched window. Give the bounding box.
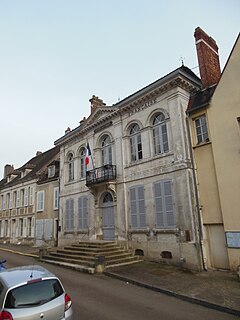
[80,148,86,178]
[101,135,112,165]
[152,113,169,155]
[103,192,113,203]
[68,153,74,181]
[130,124,142,162]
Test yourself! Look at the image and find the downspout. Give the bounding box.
[186,114,206,271]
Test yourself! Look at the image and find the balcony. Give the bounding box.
[86,165,116,187]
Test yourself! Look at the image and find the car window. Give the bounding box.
[5,279,64,309]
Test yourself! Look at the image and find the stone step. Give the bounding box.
[56,248,129,256]
[40,241,142,273]
[48,251,134,262]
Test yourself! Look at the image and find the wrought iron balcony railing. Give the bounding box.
[86,165,116,187]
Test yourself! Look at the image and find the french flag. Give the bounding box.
[85,143,91,166]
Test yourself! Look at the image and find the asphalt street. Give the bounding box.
[1,250,238,320]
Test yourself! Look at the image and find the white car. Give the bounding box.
[0,265,73,320]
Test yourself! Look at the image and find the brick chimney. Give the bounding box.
[89,95,106,114]
[194,27,221,88]
[4,164,14,179]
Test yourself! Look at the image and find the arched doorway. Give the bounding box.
[102,193,115,240]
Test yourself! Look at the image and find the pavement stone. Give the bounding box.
[0,243,239,317]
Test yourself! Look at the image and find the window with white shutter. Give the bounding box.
[24,188,28,207]
[29,186,34,206]
[37,191,44,212]
[53,187,59,210]
[16,190,20,208]
[66,198,74,231]
[129,186,146,228]
[78,196,88,229]
[154,180,175,229]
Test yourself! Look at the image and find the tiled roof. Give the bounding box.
[0,146,60,189]
[186,85,217,114]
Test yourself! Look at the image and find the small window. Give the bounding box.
[194,114,209,144]
[48,165,55,178]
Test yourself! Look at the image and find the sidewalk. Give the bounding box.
[0,243,239,317]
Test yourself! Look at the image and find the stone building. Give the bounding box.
[0,146,60,247]
[55,65,204,270]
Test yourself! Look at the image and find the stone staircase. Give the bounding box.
[40,241,142,274]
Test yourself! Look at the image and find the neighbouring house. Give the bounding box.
[55,64,204,270]
[187,28,240,271]
[0,146,60,247]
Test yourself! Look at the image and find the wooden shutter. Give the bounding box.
[23,218,27,237]
[154,180,175,228]
[78,197,88,229]
[130,186,146,228]
[44,219,52,240]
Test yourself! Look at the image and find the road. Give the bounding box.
[0,250,237,320]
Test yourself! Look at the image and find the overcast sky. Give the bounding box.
[0,0,239,179]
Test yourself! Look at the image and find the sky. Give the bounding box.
[0,0,239,179]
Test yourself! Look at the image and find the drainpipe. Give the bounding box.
[186,114,206,271]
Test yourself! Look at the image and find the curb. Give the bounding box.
[104,271,240,317]
[0,247,39,258]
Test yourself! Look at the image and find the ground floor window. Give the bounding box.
[129,185,146,228]
[66,198,74,231]
[78,196,88,229]
[154,180,175,228]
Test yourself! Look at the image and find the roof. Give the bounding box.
[0,265,55,288]
[0,146,60,189]
[55,64,201,146]
[113,65,201,109]
[186,84,217,114]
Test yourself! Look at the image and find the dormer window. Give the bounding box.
[48,165,56,178]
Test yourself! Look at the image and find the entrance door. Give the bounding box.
[207,224,229,269]
[102,193,115,240]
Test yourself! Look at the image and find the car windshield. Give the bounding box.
[5,279,64,309]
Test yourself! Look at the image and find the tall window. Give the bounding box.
[153,113,169,155]
[130,124,142,162]
[37,191,44,212]
[101,135,112,165]
[53,187,59,210]
[66,198,74,231]
[68,153,74,181]
[129,186,146,228]
[80,148,86,178]
[78,196,88,229]
[154,180,175,229]
[194,114,209,144]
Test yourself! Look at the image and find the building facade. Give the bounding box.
[55,65,204,270]
[187,28,240,271]
[0,147,60,247]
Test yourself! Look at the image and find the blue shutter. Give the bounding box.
[154,180,175,228]
[154,182,164,227]
[164,181,175,227]
[130,186,146,228]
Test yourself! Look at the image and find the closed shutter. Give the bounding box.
[130,188,138,228]
[44,219,52,240]
[29,187,34,206]
[78,197,88,229]
[15,219,18,238]
[130,186,146,228]
[154,180,175,228]
[24,188,28,207]
[9,192,13,209]
[31,217,35,237]
[154,182,164,227]
[23,218,27,237]
[66,199,74,231]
